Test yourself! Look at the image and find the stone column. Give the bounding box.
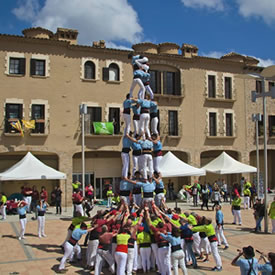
[58,151,73,209]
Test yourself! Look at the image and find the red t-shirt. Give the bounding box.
[40,190,48,201]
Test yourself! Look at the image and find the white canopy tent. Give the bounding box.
[0,152,67,180]
[159,151,206,177]
[202,151,257,174]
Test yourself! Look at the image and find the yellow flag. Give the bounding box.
[22,119,35,129]
[10,120,24,137]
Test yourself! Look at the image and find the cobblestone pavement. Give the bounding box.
[0,195,274,275]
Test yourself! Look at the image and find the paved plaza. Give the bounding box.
[0,197,274,275]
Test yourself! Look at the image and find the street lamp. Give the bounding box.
[250,65,275,233]
[252,113,262,198]
[80,104,87,195]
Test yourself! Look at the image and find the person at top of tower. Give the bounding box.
[128,53,149,99]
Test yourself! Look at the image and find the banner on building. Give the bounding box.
[10,120,24,137]
[22,119,36,129]
[93,122,114,135]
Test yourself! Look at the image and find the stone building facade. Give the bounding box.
[0,27,274,206]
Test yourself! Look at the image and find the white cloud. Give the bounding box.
[181,0,225,11]
[203,51,275,67]
[13,0,40,22]
[202,51,226,59]
[12,0,143,45]
[105,41,133,51]
[236,0,275,24]
[253,57,275,67]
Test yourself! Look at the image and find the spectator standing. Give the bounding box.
[85,183,94,202]
[201,185,209,211]
[168,179,174,200]
[268,196,275,234]
[54,186,62,215]
[192,182,198,207]
[40,186,48,202]
[0,193,7,220]
[211,186,221,211]
[221,180,228,202]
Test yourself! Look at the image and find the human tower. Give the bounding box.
[57,54,224,274]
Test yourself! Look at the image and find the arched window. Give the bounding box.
[109,63,119,81]
[84,61,95,79]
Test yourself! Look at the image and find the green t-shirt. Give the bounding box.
[137,231,151,244]
[0,195,7,204]
[192,224,215,237]
[269,201,275,219]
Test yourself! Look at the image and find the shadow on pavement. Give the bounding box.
[25,243,63,253]
[1,234,18,239]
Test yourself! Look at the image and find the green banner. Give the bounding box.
[93,122,114,135]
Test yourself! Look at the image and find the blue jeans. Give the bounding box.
[256,216,264,231]
[185,241,197,267]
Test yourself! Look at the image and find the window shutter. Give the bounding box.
[157,71,161,94]
[103,67,109,81]
[175,71,181,95]
[18,104,23,119]
[163,71,167,94]
[30,59,36,75]
[19,58,26,75]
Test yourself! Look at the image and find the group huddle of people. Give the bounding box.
[58,199,230,274]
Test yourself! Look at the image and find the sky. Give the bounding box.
[0,0,275,67]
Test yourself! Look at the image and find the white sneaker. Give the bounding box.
[18,237,22,240]
[42,234,47,237]
[22,236,26,239]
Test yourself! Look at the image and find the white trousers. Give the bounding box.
[210,241,222,269]
[192,232,201,255]
[132,155,140,175]
[19,217,27,238]
[123,113,131,136]
[37,216,45,237]
[154,193,165,208]
[153,156,162,173]
[244,196,250,209]
[75,204,84,216]
[86,239,99,267]
[151,116,159,135]
[139,154,153,179]
[133,119,140,137]
[215,226,228,246]
[145,85,154,99]
[140,113,151,139]
[94,248,115,275]
[127,245,138,275]
[199,237,211,254]
[0,205,7,219]
[121,152,130,178]
[24,196,32,212]
[59,242,81,270]
[158,246,171,275]
[129,78,145,99]
[171,250,188,275]
[233,209,242,225]
[115,251,128,275]
[133,194,142,207]
[272,219,275,233]
[151,243,159,269]
[140,247,151,272]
